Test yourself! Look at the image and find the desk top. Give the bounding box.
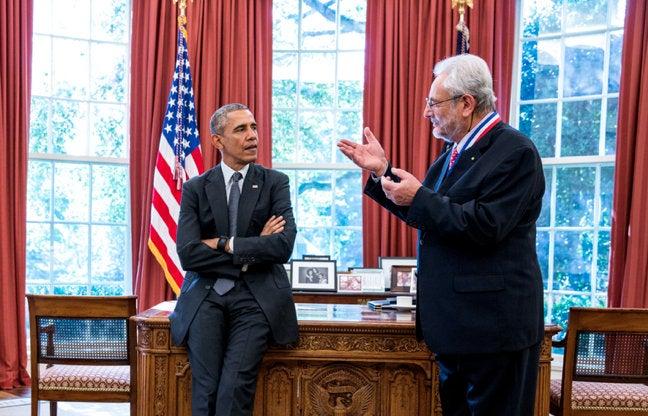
[134,301,416,329]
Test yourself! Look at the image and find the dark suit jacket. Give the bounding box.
[365,122,545,355]
[169,163,299,346]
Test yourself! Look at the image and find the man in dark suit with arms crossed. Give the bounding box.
[170,103,298,416]
[338,54,545,415]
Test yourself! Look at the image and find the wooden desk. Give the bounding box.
[133,302,559,416]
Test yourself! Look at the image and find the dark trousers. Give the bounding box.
[436,341,541,416]
[186,280,271,416]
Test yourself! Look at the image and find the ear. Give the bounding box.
[210,134,224,150]
[461,94,478,117]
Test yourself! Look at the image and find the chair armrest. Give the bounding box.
[39,324,55,365]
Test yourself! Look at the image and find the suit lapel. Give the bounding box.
[205,165,229,235]
[237,164,263,237]
[436,122,503,193]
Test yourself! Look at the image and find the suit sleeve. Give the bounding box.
[363,164,411,221]
[406,144,544,246]
[176,180,240,278]
[231,173,297,265]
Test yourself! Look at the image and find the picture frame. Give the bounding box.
[337,273,362,293]
[378,257,417,290]
[349,268,385,293]
[302,254,331,261]
[390,265,414,292]
[291,259,337,292]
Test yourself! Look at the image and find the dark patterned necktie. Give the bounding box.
[214,171,243,295]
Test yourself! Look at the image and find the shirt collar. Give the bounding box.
[221,162,250,184]
[453,111,496,152]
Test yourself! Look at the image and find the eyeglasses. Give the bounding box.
[424,95,464,108]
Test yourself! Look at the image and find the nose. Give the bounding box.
[423,103,433,119]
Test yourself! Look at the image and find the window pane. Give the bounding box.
[333,228,362,270]
[298,111,334,163]
[537,230,550,290]
[91,225,127,281]
[33,0,52,33]
[53,38,89,99]
[90,103,127,158]
[26,223,51,281]
[564,34,605,97]
[338,0,366,49]
[272,110,297,163]
[519,103,556,158]
[300,53,335,108]
[53,163,89,221]
[564,0,607,32]
[553,231,593,291]
[555,166,595,227]
[273,53,298,108]
[334,170,362,226]
[53,285,89,295]
[608,31,623,93]
[521,0,561,36]
[611,0,627,27]
[51,99,88,155]
[596,231,610,292]
[27,160,52,221]
[336,110,362,162]
[273,0,299,50]
[599,166,614,227]
[91,285,125,296]
[296,170,333,226]
[538,168,552,227]
[52,223,89,283]
[520,39,560,100]
[605,97,618,155]
[92,164,128,223]
[293,227,331,259]
[32,35,52,96]
[551,293,591,331]
[29,97,49,153]
[301,0,337,50]
[52,0,90,38]
[338,52,364,108]
[561,99,600,157]
[90,43,127,102]
[91,0,129,42]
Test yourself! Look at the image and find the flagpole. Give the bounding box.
[451,0,474,54]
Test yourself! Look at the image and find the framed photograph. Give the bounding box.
[291,259,337,292]
[302,254,331,261]
[410,268,417,294]
[350,268,385,292]
[378,257,417,290]
[391,265,414,292]
[338,273,362,293]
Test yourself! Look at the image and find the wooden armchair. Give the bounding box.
[27,294,137,416]
[550,307,648,415]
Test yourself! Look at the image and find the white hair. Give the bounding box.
[433,54,496,113]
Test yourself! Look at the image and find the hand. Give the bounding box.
[381,167,422,206]
[337,127,388,176]
[201,238,218,249]
[261,215,285,236]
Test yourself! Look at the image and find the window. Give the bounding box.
[272,0,366,270]
[27,0,131,295]
[512,0,625,332]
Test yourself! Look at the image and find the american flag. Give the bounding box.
[148,18,204,294]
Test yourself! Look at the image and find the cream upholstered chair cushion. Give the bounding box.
[550,379,648,412]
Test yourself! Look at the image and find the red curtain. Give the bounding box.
[130,0,272,311]
[608,0,648,308]
[362,0,516,267]
[0,0,32,389]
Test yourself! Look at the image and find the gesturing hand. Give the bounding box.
[261,215,285,236]
[337,127,388,176]
[381,167,422,206]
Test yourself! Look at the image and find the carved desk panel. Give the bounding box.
[133,302,559,416]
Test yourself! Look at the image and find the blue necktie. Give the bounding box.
[214,172,242,295]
